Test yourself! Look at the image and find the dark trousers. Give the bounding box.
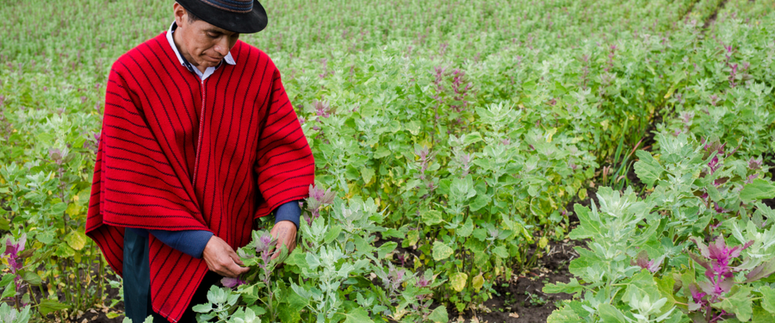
[123,228,221,323]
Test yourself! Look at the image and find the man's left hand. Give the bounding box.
[270,220,297,260]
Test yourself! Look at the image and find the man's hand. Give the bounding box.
[202,236,249,278]
[270,220,297,260]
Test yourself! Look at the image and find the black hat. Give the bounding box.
[176,0,268,33]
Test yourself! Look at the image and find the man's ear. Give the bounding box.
[173,3,186,28]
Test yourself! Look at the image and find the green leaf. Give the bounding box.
[547,304,584,323]
[345,164,361,181]
[623,270,661,303]
[66,203,81,218]
[634,150,664,187]
[707,184,722,203]
[387,120,401,133]
[655,275,678,310]
[741,179,775,201]
[0,274,14,288]
[450,272,468,292]
[428,305,449,323]
[323,225,341,244]
[753,305,775,323]
[65,230,88,251]
[597,303,628,322]
[192,303,212,313]
[432,241,454,261]
[402,230,419,248]
[50,202,68,215]
[405,120,421,135]
[543,278,585,295]
[472,228,488,241]
[760,286,775,314]
[36,230,55,245]
[287,288,309,310]
[569,204,600,240]
[284,248,306,269]
[377,241,397,259]
[21,271,42,286]
[578,188,588,201]
[55,243,76,258]
[538,236,549,249]
[249,305,266,316]
[278,288,307,323]
[38,299,70,316]
[714,286,753,322]
[305,253,320,269]
[471,273,484,291]
[422,210,444,226]
[342,308,374,323]
[469,194,490,212]
[492,246,508,259]
[278,303,302,323]
[374,146,391,158]
[360,167,375,184]
[462,132,483,146]
[458,218,474,237]
[1,281,15,298]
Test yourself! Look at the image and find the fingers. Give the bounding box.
[224,261,249,277]
[230,250,245,266]
[220,249,248,277]
[271,238,296,260]
[271,246,282,260]
[209,257,248,277]
[203,235,248,277]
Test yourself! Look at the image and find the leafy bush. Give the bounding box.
[545,133,775,322]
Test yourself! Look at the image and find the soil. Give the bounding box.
[703,0,730,30]
[27,267,125,323]
[452,239,583,323]
[763,152,775,209]
[66,303,124,323]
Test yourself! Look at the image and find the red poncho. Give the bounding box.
[86,33,314,322]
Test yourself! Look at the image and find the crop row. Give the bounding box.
[0,0,773,322]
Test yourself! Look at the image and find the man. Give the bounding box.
[85,1,315,322]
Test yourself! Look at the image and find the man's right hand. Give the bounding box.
[202,236,249,278]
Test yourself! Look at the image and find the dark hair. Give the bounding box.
[176,2,200,22]
[186,9,200,22]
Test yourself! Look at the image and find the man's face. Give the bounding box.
[173,3,239,70]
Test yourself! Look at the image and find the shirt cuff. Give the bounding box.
[274,200,301,229]
[148,229,213,259]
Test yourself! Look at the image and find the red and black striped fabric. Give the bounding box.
[86,32,314,322]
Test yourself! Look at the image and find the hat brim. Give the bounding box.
[176,0,267,34]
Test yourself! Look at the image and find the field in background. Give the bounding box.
[1,0,775,322]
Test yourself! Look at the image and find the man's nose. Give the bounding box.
[214,37,229,57]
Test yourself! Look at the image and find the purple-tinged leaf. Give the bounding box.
[691,238,711,258]
[688,252,713,273]
[631,250,663,273]
[688,283,707,305]
[744,259,775,283]
[221,277,246,288]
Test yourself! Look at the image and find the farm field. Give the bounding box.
[1,0,775,322]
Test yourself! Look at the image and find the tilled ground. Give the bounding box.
[452,239,582,323]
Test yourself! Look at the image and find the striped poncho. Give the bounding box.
[86,33,314,322]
